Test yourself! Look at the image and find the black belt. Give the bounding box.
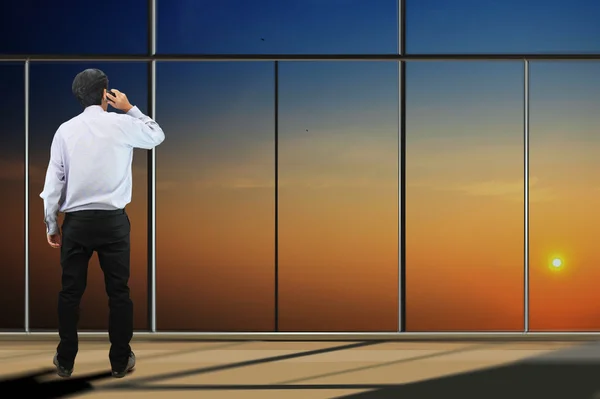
[66,209,125,217]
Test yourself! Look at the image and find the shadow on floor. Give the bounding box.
[335,359,600,399]
[3,342,600,399]
[111,356,600,399]
[0,341,379,398]
[0,368,114,398]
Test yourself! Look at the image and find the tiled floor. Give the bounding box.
[0,339,597,398]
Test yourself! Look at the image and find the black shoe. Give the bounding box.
[112,352,136,378]
[53,353,73,378]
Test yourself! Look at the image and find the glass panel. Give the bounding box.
[156,62,275,331]
[529,61,600,331]
[0,0,148,54]
[157,0,397,54]
[406,0,600,54]
[278,61,398,331]
[29,63,148,330]
[405,62,524,331]
[0,63,25,330]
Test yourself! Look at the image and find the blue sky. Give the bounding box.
[1,0,599,55]
[407,0,600,54]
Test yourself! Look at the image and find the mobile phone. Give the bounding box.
[106,90,116,98]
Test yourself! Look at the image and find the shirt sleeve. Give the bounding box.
[39,131,66,235]
[120,106,166,149]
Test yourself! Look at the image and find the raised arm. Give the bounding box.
[107,88,165,149]
[120,106,166,149]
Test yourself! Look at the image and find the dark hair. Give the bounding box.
[72,68,108,107]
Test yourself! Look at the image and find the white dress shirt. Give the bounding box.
[40,105,165,235]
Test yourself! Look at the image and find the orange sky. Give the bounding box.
[405,135,524,331]
[155,126,399,332]
[3,129,600,332]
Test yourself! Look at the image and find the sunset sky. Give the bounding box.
[1,0,600,332]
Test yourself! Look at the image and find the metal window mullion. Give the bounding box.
[149,61,156,333]
[274,61,279,331]
[524,60,530,333]
[24,60,30,333]
[149,0,157,333]
[398,61,404,332]
[398,0,406,332]
[2,55,600,62]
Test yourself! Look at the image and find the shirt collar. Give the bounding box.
[83,105,105,113]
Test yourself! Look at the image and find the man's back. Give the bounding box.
[41,104,164,231]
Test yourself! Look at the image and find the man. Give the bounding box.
[40,68,165,379]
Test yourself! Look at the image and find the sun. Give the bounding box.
[551,258,562,268]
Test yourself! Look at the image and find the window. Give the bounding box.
[405,62,524,331]
[0,63,25,330]
[157,0,397,54]
[529,61,600,331]
[155,62,275,331]
[0,0,148,54]
[28,62,149,330]
[278,61,398,331]
[406,0,600,54]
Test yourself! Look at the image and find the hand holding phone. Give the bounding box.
[106,89,133,113]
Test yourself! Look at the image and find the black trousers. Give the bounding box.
[56,208,133,370]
